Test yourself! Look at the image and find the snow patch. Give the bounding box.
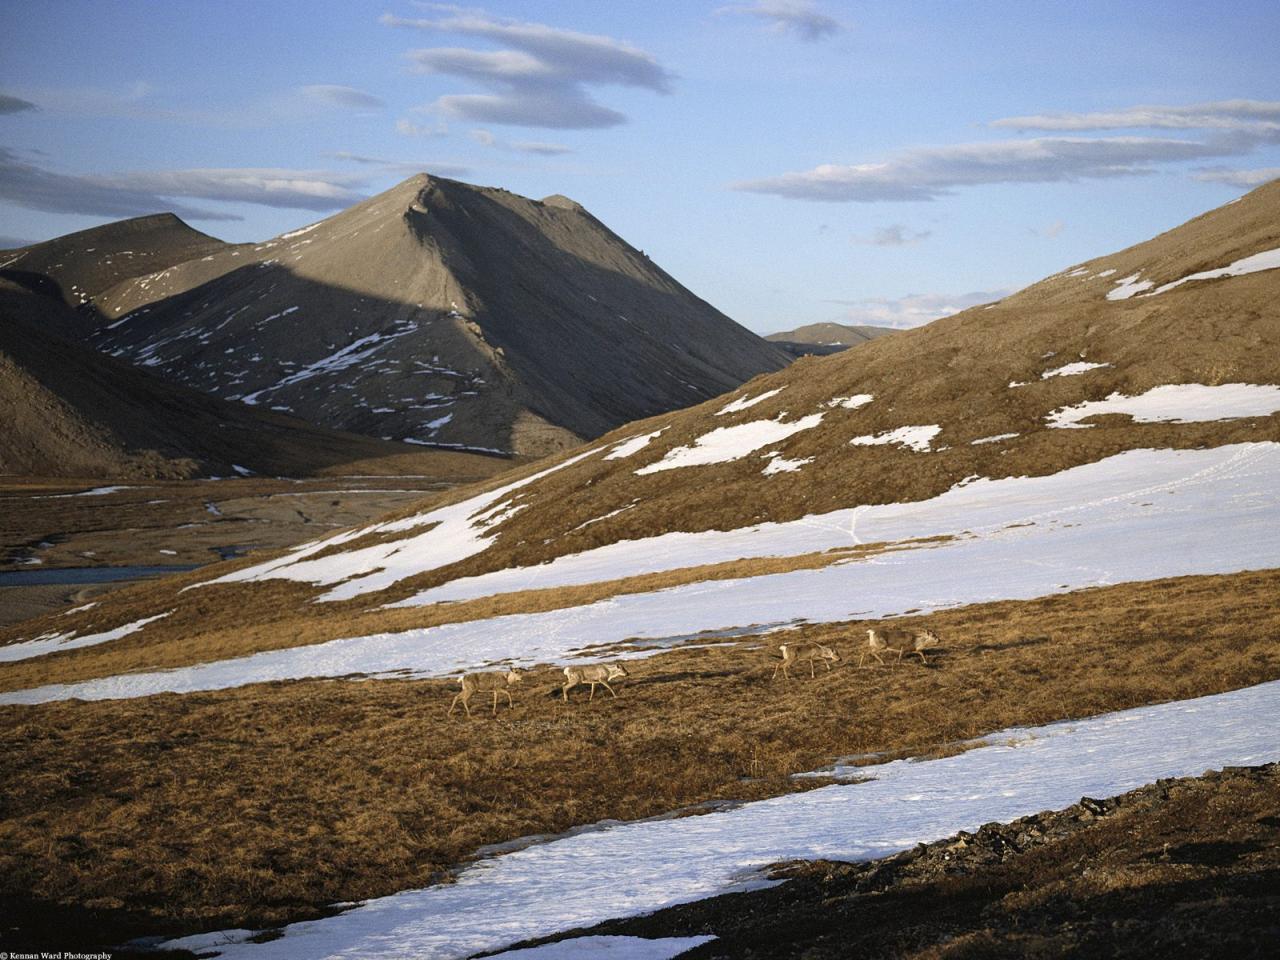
[636,415,824,474]
[1047,383,1280,429]
[1147,245,1280,296]
[1041,361,1110,379]
[193,449,598,602]
[1106,273,1154,301]
[824,394,873,410]
[490,937,717,959]
[850,425,941,452]
[0,611,171,664]
[971,433,1019,445]
[604,430,665,460]
[761,453,813,475]
[717,388,784,416]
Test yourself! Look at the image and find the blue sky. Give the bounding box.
[2,0,1278,333]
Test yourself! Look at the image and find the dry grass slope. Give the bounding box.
[2,569,1278,947]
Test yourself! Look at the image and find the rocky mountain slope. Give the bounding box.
[4,175,789,457]
[765,320,896,356]
[0,278,504,480]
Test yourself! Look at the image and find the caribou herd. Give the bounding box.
[447,627,941,717]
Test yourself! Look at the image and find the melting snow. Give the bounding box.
[717,388,784,415]
[824,394,874,410]
[849,425,941,452]
[1106,273,1154,301]
[31,485,134,499]
[971,433,1019,445]
[1041,361,1110,379]
[636,415,823,474]
[761,454,813,475]
[604,429,665,460]
[160,681,1280,959]
[0,611,171,664]
[14,443,1280,703]
[1047,382,1280,429]
[1147,245,1280,296]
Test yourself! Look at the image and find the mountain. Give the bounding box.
[6,175,790,457]
[0,213,231,324]
[765,321,897,357]
[0,278,505,480]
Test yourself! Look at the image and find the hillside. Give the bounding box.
[2,177,1279,680]
[765,321,896,356]
[0,278,506,480]
[16,175,790,457]
[1,180,1279,955]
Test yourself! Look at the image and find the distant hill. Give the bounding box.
[765,322,897,356]
[3,175,790,457]
[0,278,506,480]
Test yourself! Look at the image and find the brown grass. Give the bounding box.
[2,568,1279,946]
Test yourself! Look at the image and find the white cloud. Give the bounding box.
[382,7,672,129]
[734,135,1232,202]
[719,1,843,41]
[855,224,931,246]
[1037,219,1066,239]
[298,85,386,110]
[1192,166,1280,188]
[469,127,571,155]
[826,290,1008,329]
[0,148,369,221]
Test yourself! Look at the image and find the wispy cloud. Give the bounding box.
[826,290,1008,329]
[381,6,672,129]
[990,100,1280,135]
[298,85,386,110]
[735,135,1232,202]
[854,224,931,246]
[396,116,449,137]
[0,148,369,222]
[1191,165,1280,188]
[0,94,38,115]
[329,151,470,178]
[718,1,843,41]
[469,127,571,155]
